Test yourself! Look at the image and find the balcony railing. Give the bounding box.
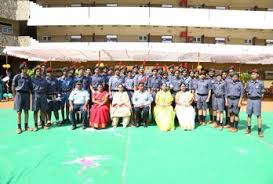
[28,2,273,29]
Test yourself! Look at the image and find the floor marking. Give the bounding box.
[122,129,131,184]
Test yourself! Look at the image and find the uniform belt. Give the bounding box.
[111,90,118,92]
[248,96,261,100]
[228,96,240,100]
[197,93,208,96]
[126,89,134,92]
[215,95,224,98]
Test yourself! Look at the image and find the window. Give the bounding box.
[138,35,148,42]
[192,36,202,43]
[2,26,13,34]
[216,6,225,10]
[70,35,82,42]
[71,4,81,7]
[215,37,225,44]
[191,5,202,8]
[266,40,273,46]
[244,39,253,45]
[106,35,118,42]
[161,36,173,43]
[42,36,51,41]
[161,4,173,8]
[106,4,118,7]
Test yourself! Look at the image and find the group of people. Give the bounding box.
[12,62,265,137]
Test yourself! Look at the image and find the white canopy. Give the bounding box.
[4,42,273,64]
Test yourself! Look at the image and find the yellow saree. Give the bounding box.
[154,90,175,131]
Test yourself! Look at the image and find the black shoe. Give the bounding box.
[71,126,77,130]
[82,126,87,130]
[135,123,140,127]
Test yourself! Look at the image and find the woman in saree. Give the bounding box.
[154,83,175,131]
[89,84,109,129]
[110,84,132,128]
[175,83,195,131]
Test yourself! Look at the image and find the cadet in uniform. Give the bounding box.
[211,72,226,128]
[225,73,244,133]
[161,71,170,87]
[168,65,175,81]
[45,67,61,126]
[31,66,49,131]
[182,69,191,90]
[132,65,139,76]
[59,67,75,124]
[109,68,124,99]
[101,66,111,91]
[195,70,211,125]
[245,69,265,137]
[90,66,103,93]
[12,62,32,134]
[190,70,199,122]
[134,65,147,91]
[147,68,162,123]
[75,66,90,91]
[207,68,216,124]
[170,70,183,97]
[124,70,135,99]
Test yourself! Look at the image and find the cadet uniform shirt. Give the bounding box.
[226,80,244,98]
[196,79,211,95]
[109,75,124,91]
[12,74,32,92]
[124,76,135,91]
[147,76,162,90]
[170,77,183,92]
[245,80,265,98]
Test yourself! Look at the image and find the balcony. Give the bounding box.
[0,0,29,21]
[28,2,273,29]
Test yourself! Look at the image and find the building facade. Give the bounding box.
[1,0,273,78]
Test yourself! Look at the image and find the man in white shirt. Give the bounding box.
[132,82,153,127]
[69,81,90,130]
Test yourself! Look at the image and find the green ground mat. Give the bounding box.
[0,109,272,184]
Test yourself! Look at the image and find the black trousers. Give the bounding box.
[134,106,150,124]
[69,104,88,127]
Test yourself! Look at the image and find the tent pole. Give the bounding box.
[5,52,8,64]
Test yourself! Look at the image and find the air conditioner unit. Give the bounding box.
[71,4,81,7]
[215,37,225,44]
[106,35,118,42]
[162,4,173,8]
[106,4,118,7]
[70,35,82,42]
[216,6,225,10]
[161,36,173,43]
[266,40,273,46]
